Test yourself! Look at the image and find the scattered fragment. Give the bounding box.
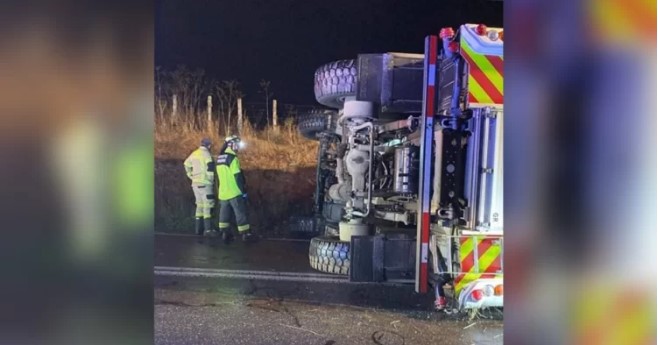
[279,323,323,337]
[390,320,401,329]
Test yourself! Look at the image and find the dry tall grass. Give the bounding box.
[155,115,319,233]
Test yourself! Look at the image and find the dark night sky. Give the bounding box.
[155,0,503,105]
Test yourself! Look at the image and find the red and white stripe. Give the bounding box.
[415,35,438,294]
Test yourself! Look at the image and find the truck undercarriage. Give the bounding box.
[298,24,504,310]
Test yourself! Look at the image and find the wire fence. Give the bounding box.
[155,94,325,132]
[154,66,332,131]
[241,102,322,128]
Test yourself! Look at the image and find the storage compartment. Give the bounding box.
[356,53,425,116]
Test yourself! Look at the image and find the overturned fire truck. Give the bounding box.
[297,24,503,310]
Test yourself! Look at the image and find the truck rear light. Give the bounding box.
[487,30,500,41]
[440,27,455,39]
[499,31,504,41]
[484,285,495,297]
[448,41,459,53]
[494,284,504,296]
[471,289,484,301]
[476,24,488,36]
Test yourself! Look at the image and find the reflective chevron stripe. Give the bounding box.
[460,38,504,106]
[454,235,503,293]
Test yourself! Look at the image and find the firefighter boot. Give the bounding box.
[221,228,233,244]
[194,217,203,236]
[203,218,217,236]
[241,231,258,243]
[204,229,219,237]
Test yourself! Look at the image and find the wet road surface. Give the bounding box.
[155,234,503,344]
[155,233,314,272]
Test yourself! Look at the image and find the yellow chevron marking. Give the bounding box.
[459,237,475,262]
[478,243,501,272]
[468,75,494,104]
[455,272,481,293]
[455,236,503,294]
[462,42,503,93]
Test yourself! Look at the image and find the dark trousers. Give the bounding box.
[218,196,250,233]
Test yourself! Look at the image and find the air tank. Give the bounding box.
[393,146,419,194]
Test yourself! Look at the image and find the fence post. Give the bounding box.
[237,97,243,135]
[172,94,178,123]
[207,95,213,132]
[272,99,278,130]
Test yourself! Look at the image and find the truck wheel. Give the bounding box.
[298,109,336,140]
[314,59,357,108]
[309,236,350,275]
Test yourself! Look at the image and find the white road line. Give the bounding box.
[154,267,349,284]
[155,232,197,237]
[154,232,311,242]
[258,238,312,242]
[155,266,340,279]
[154,266,413,286]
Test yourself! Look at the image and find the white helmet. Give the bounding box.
[225,135,241,144]
[225,135,244,150]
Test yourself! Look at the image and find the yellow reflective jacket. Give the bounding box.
[183,146,215,186]
[216,148,246,200]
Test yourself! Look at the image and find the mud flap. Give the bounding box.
[349,235,384,282]
[350,234,416,282]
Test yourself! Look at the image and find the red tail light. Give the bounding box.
[440,27,455,39]
[476,24,488,36]
[448,41,460,53]
[471,289,484,301]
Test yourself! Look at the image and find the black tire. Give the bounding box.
[309,236,350,275]
[298,109,335,140]
[314,59,357,108]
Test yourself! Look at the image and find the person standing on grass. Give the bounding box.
[216,135,255,242]
[183,138,216,237]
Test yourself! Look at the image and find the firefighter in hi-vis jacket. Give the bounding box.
[216,135,255,242]
[183,138,216,236]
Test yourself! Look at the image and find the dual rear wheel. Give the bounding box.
[308,236,350,275]
[302,59,358,275]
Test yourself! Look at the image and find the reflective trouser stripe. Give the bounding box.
[191,178,212,185]
[193,185,214,219]
[218,222,230,229]
[218,196,249,232]
[195,202,213,218]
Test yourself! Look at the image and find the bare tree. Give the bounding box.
[168,65,209,126]
[284,104,297,122]
[214,80,244,136]
[259,79,273,127]
[155,66,167,118]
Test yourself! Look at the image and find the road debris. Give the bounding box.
[279,323,324,337]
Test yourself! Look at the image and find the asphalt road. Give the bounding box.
[154,234,503,344]
[155,233,314,272]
